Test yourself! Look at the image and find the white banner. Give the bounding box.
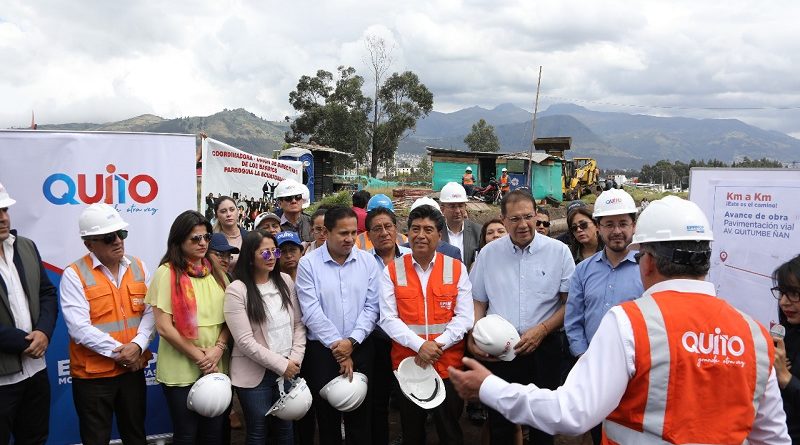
[0,129,196,443]
[200,138,302,221]
[690,168,800,327]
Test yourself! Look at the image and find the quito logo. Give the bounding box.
[43,164,159,205]
[682,328,745,357]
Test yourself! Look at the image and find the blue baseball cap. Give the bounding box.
[209,233,240,254]
[275,231,302,248]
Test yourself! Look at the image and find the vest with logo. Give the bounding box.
[68,254,151,379]
[387,253,464,379]
[603,291,773,444]
[462,173,474,185]
[356,232,407,251]
[499,175,509,190]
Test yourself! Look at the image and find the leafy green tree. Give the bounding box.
[285,66,371,167]
[415,156,432,179]
[464,119,500,152]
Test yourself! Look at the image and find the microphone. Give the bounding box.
[770,324,786,340]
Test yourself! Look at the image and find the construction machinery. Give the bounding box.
[534,137,600,200]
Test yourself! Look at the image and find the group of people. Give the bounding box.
[1,176,798,445]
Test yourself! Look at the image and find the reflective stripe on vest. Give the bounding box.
[393,254,456,336]
[73,256,97,287]
[407,322,449,336]
[737,309,771,416]
[603,420,744,445]
[94,316,142,334]
[125,255,144,282]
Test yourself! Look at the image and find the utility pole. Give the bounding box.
[526,66,543,187]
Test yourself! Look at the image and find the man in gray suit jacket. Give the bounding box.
[439,182,482,270]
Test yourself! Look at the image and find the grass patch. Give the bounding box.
[306,191,352,214]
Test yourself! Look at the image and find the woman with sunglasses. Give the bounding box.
[145,210,232,444]
[224,230,306,445]
[213,196,248,273]
[772,254,800,441]
[566,206,603,264]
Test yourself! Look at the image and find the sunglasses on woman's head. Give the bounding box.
[261,248,282,260]
[87,230,128,244]
[570,221,591,232]
[189,233,213,243]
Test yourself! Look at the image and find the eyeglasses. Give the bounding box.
[506,214,535,224]
[261,248,282,260]
[280,195,303,202]
[86,230,128,244]
[370,223,396,234]
[634,251,648,264]
[599,221,633,230]
[188,233,213,244]
[312,226,325,234]
[535,220,551,228]
[570,221,592,232]
[772,286,800,302]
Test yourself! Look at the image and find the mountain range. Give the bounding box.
[32,103,800,170]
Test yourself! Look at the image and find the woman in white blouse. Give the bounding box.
[224,230,306,445]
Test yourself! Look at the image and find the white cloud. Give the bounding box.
[0,0,798,137]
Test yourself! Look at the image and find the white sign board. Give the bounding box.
[690,168,800,327]
[200,138,302,219]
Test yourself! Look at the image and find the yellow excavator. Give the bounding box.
[534,137,600,200]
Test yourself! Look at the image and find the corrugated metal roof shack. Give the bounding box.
[427,147,504,191]
[497,152,563,201]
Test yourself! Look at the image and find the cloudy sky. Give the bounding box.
[2,0,799,137]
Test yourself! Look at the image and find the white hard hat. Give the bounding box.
[593,189,637,218]
[465,166,472,171]
[440,182,468,203]
[630,196,713,249]
[393,357,446,410]
[410,196,441,212]
[79,203,129,237]
[472,314,520,362]
[0,182,16,208]
[267,377,313,420]
[186,373,233,418]
[275,178,305,200]
[501,167,508,172]
[319,372,368,412]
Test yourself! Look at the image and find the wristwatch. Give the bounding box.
[347,337,359,348]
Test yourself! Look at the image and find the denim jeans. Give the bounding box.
[161,383,228,445]
[236,371,293,445]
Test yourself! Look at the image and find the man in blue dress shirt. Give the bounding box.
[296,206,381,445]
[564,188,643,444]
[468,190,575,445]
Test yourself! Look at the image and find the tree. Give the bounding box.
[285,66,371,168]
[415,156,432,180]
[464,119,500,152]
[365,36,393,177]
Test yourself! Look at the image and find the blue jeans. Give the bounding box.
[236,371,293,445]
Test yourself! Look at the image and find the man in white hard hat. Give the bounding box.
[461,166,475,197]
[451,195,790,444]
[563,188,644,444]
[59,203,155,445]
[0,182,59,444]
[275,179,313,242]
[439,182,482,269]
[466,190,574,445]
[380,203,473,444]
[498,167,510,196]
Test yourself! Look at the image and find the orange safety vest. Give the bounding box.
[68,254,151,379]
[499,174,509,191]
[355,232,407,250]
[462,173,474,185]
[387,253,464,378]
[602,291,773,444]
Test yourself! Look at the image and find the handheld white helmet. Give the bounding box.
[79,203,129,236]
[394,357,446,409]
[593,189,637,218]
[275,179,305,200]
[0,182,16,208]
[630,196,713,249]
[319,372,368,412]
[472,314,520,361]
[186,373,232,418]
[440,182,469,203]
[410,197,441,212]
[267,377,313,420]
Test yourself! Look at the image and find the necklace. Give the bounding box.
[223,229,240,239]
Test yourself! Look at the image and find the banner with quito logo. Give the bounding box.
[201,137,302,226]
[0,130,197,444]
[689,168,800,327]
